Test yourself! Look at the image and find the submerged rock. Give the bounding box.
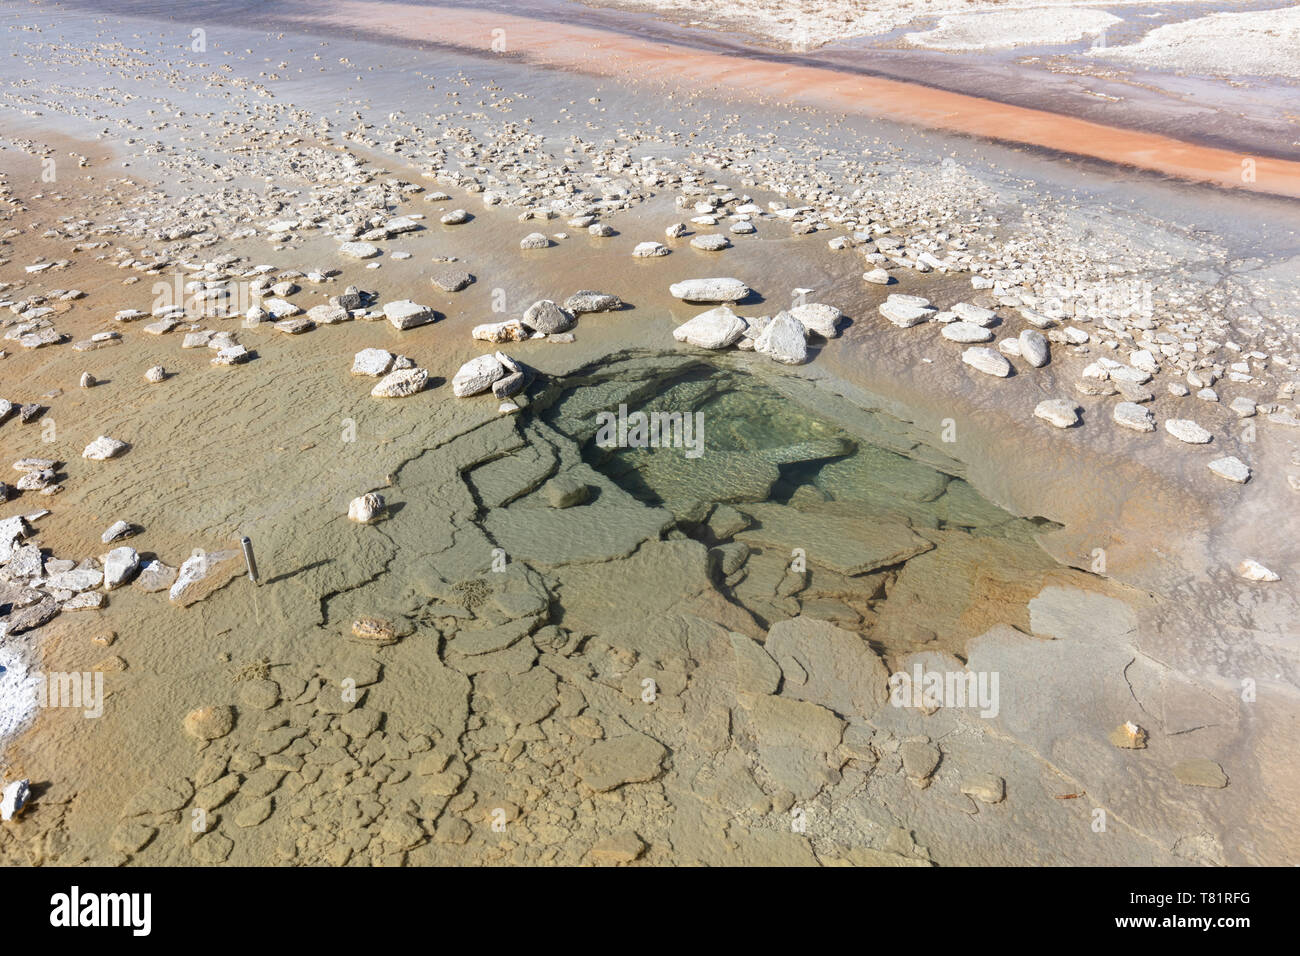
[960,773,1006,804]
[766,616,890,718]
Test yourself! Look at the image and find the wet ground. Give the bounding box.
[0,0,1297,866]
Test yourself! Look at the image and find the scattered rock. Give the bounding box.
[588,832,646,864]
[960,773,1005,804]
[1165,419,1212,444]
[900,740,941,787]
[1236,559,1278,582]
[543,475,589,508]
[170,549,242,606]
[754,310,808,365]
[83,436,128,460]
[351,348,394,377]
[101,520,133,543]
[522,299,574,334]
[348,492,385,523]
[1207,456,1250,484]
[564,291,621,314]
[1018,329,1050,367]
[942,322,994,344]
[430,267,474,292]
[184,705,235,741]
[0,779,30,821]
[102,546,140,589]
[668,277,749,302]
[1034,399,1080,428]
[338,241,380,259]
[576,732,668,792]
[690,233,730,251]
[452,354,506,397]
[371,367,428,398]
[789,303,842,338]
[880,294,934,328]
[1113,402,1155,432]
[384,300,436,331]
[961,347,1011,377]
[473,319,530,343]
[672,305,747,349]
[1173,758,1228,789]
[134,560,177,593]
[351,617,399,645]
[1109,721,1148,749]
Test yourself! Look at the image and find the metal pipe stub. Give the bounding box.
[241,536,260,585]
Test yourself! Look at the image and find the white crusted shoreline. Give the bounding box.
[577,0,1185,49]
[1088,6,1300,79]
[903,9,1121,51]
